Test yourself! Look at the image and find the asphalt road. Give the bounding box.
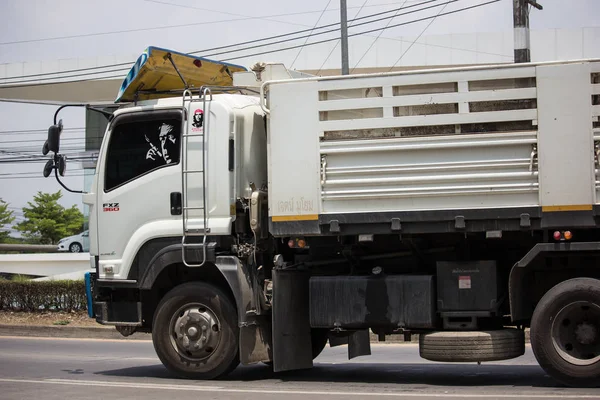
[0,336,599,400]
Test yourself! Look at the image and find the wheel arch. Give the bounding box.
[509,242,600,324]
[137,245,242,329]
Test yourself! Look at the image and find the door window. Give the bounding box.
[104,117,181,191]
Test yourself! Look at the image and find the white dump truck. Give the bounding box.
[42,47,600,386]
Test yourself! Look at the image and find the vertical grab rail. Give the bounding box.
[181,88,212,267]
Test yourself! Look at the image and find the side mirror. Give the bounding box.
[46,119,63,153]
[43,159,54,178]
[57,155,66,177]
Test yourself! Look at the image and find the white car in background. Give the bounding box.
[57,230,90,253]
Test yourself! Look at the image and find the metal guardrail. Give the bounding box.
[0,244,58,253]
[0,253,91,277]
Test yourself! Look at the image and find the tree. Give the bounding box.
[16,191,84,244]
[0,199,15,243]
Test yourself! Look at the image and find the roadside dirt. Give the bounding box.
[0,310,99,327]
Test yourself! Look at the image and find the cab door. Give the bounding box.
[95,109,183,280]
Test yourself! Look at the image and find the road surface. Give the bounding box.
[0,336,598,399]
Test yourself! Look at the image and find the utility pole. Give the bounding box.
[340,0,349,75]
[513,0,542,63]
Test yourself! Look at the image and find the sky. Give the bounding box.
[0,0,599,233]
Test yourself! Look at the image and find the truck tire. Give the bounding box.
[419,329,525,362]
[530,277,600,387]
[152,282,239,379]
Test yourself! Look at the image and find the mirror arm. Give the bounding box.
[54,168,84,194]
[53,104,86,125]
[86,105,114,119]
[53,104,112,125]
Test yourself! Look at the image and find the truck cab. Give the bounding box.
[87,94,266,282]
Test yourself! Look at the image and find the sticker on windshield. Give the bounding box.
[145,123,177,165]
[103,203,120,212]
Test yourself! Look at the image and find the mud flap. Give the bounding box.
[272,268,313,372]
[239,316,272,364]
[348,329,371,359]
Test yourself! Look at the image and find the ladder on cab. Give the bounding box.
[181,87,212,267]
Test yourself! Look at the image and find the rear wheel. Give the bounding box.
[531,277,600,387]
[152,282,239,379]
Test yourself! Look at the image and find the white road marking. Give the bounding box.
[0,335,152,343]
[0,378,596,398]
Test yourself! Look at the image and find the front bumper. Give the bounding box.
[84,272,95,318]
[84,271,142,326]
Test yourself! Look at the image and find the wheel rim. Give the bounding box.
[168,303,221,362]
[551,300,600,366]
[71,244,81,252]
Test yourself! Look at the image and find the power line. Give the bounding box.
[0,1,418,48]
[1,1,510,85]
[143,0,418,15]
[388,0,453,70]
[1,0,442,83]
[0,169,86,177]
[0,174,92,180]
[0,0,501,88]
[0,128,85,135]
[290,0,333,69]
[0,138,85,144]
[0,63,133,81]
[0,158,96,164]
[316,0,370,75]
[218,0,503,62]
[0,6,341,47]
[351,0,410,73]
[196,0,457,59]
[1,67,132,85]
[0,75,124,89]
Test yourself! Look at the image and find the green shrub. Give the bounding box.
[0,280,86,312]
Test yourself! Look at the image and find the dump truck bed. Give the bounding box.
[264,59,600,236]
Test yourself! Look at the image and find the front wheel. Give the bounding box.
[152,282,239,379]
[69,242,82,253]
[531,277,600,387]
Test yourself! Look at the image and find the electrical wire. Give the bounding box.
[1,0,510,84]
[0,3,369,47]
[218,0,503,62]
[1,0,441,83]
[1,138,85,144]
[198,0,461,59]
[1,67,134,85]
[388,0,452,70]
[0,174,93,180]
[316,0,370,75]
[290,0,333,69]
[351,0,410,73]
[0,168,86,177]
[0,128,85,135]
[0,1,503,88]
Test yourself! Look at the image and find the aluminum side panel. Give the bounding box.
[268,81,321,221]
[537,62,594,209]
